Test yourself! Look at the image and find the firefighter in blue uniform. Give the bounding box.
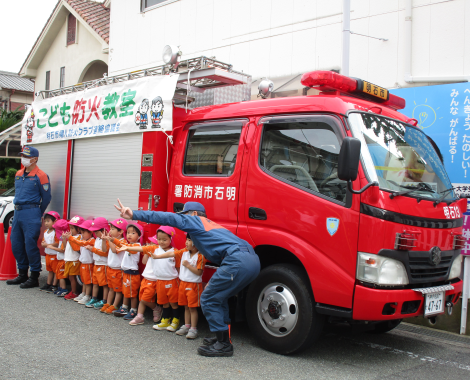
[6,146,51,288]
[115,200,260,357]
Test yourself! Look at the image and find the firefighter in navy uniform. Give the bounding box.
[115,200,260,357]
[7,146,52,288]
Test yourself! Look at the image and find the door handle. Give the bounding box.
[249,207,267,220]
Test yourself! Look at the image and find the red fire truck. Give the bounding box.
[25,62,465,355]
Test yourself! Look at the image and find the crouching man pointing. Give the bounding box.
[115,199,260,357]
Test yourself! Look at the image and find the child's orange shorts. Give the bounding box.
[80,263,94,285]
[45,254,58,273]
[123,273,141,298]
[92,265,108,286]
[157,278,180,305]
[55,260,67,280]
[107,267,123,292]
[64,261,80,277]
[178,281,203,308]
[139,278,157,303]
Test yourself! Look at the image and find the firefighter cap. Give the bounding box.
[176,201,206,214]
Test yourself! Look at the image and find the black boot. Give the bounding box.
[197,330,233,357]
[20,271,40,289]
[202,336,218,346]
[6,269,28,285]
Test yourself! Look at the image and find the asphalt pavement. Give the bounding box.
[1,272,470,380]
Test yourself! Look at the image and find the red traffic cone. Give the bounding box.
[0,223,4,266]
[0,227,17,280]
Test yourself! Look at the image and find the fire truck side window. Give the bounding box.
[184,125,242,176]
[260,120,347,203]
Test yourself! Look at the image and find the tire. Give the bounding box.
[369,319,402,334]
[4,212,13,232]
[245,264,325,355]
[76,275,83,287]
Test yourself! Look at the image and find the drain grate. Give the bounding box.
[397,323,470,346]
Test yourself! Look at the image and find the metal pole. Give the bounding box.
[461,255,470,334]
[342,0,351,76]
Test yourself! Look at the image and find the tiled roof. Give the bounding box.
[66,0,110,43]
[0,71,34,92]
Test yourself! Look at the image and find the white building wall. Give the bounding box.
[108,0,470,91]
[35,21,109,93]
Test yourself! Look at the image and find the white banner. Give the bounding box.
[21,74,179,145]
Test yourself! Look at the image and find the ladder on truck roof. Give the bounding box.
[36,56,251,106]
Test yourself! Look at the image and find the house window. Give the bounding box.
[67,13,76,45]
[60,67,65,88]
[141,0,178,12]
[45,70,50,98]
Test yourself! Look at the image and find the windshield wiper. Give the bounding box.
[433,187,455,207]
[389,181,436,200]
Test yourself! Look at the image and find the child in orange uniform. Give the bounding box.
[119,226,178,328]
[150,233,205,338]
[66,219,95,304]
[85,217,110,309]
[111,223,142,320]
[47,219,69,296]
[39,211,61,293]
[99,218,128,314]
[62,215,84,300]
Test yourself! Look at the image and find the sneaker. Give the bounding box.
[39,284,51,291]
[93,300,105,310]
[85,298,99,308]
[64,292,78,300]
[99,303,110,312]
[153,318,171,331]
[105,305,117,315]
[113,306,128,317]
[123,310,137,320]
[129,314,145,325]
[78,295,91,305]
[74,293,85,302]
[175,325,189,336]
[186,329,198,339]
[153,305,163,323]
[57,289,69,297]
[167,318,180,332]
[46,286,57,294]
[53,287,63,295]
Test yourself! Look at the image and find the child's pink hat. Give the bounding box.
[88,217,110,232]
[68,215,84,227]
[52,219,69,239]
[157,226,176,246]
[45,211,60,220]
[126,222,144,245]
[80,220,94,231]
[110,218,128,231]
[148,235,158,245]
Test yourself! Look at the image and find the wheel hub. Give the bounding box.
[257,283,298,337]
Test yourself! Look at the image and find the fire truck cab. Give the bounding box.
[168,70,465,354]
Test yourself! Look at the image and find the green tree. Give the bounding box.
[0,106,25,132]
[5,168,17,188]
[0,106,23,188]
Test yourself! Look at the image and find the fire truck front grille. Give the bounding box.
[408,251,453,281]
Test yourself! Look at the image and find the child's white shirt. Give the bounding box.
[43,229,57,255]
[57,241,64,260]
[108,238,126,269]
[179,251,203,283]
[121,242,141,271]
[152,247,178,281]
[79,240,94,264]
[93,237,108,265]
[64,234,81,262]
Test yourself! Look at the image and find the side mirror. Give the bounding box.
[338,137,379,195]
[338,137,361,181]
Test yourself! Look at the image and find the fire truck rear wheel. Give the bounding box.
[246,264,324,355]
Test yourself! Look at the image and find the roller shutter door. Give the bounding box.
[69,134,142,220]
[30,141,68,216]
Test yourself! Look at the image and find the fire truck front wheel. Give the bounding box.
[246,264,325,355]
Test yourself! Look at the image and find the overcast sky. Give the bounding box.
[1,0,60,73]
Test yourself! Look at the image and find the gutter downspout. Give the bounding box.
[342,0,351,76]
[404,0,469,84]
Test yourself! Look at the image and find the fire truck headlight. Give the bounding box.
[162,45,181,65]
[449,254,463,280]
[357,252,409,286]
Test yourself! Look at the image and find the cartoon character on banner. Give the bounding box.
[151,96,164,128]
[135,98,149,129]
[25,108,35,143]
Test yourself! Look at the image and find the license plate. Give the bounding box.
[424,291,445,316]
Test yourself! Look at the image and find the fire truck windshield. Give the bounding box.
[348,112,454,201]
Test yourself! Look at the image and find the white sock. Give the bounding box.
[131,308,137,312]
[122,304,129,310]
